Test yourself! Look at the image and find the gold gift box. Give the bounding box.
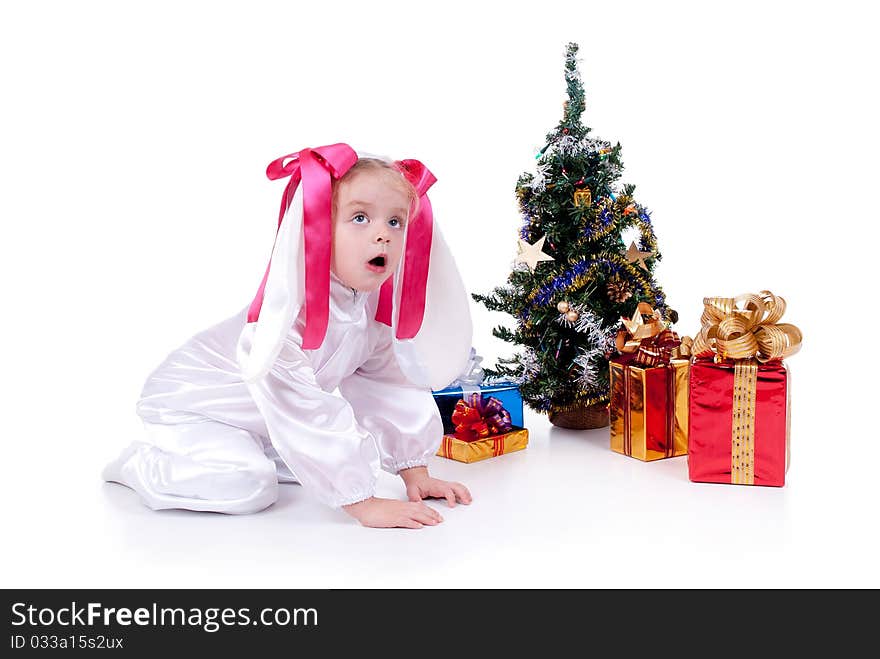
[609,359,689,461]
[435,428,529,463]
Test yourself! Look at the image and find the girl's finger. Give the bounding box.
[418,503,443,522]
[416,512,441,525]
[453,483,472,504]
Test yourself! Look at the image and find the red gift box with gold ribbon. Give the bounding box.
[686,291,802,487]
[688,358,790,486]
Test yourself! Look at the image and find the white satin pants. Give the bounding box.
[103,420,299,515]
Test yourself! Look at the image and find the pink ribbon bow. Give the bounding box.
[376,158,436,339]
[246,143,358,349]
[247,144,437,350]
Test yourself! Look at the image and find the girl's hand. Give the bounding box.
[400,467,472,508]
[342,496,443,529]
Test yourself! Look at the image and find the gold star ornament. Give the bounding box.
[624,241,654,271]
[515,235,555,272]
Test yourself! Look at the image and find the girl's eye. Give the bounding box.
[351,214,369,225]
[389,217,403,229]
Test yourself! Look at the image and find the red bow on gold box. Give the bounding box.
[437,393,529,463]
[450,393,513,442]
[615,302,692,368]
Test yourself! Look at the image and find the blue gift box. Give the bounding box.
[431,381,524,434]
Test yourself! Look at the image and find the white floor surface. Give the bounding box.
[4,350,875,589]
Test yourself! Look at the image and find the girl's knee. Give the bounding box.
[115,444,280,514]
[231,461,279,514]
[195,458,279,513]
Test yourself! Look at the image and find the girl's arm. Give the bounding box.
[337,329,442,476]
[338,327,472,508]
[242,331,380,509]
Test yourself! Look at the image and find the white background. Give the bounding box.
[1,0,877,588]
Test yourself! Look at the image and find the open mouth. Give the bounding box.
[366,255,387,273]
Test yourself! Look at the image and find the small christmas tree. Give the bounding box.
[473,42,675,426]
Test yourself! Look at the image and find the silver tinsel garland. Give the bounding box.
[518,347,542,383]
[573,346,604,391]
[552,306,617,394]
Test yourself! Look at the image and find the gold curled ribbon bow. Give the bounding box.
[615,303,692,367]
[692,290,802,363]
[671,335,693,359]
[615,302,667,353]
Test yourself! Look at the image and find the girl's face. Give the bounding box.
[331,169,411,292]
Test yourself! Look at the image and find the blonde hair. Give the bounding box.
[332,157,420,221]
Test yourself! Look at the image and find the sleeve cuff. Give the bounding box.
[389,458,430,475]
[329,484,377,509]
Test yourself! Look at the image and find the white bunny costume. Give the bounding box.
[103,144,472,513]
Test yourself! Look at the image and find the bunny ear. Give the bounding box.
[237,188,306,383]
[391,220,472,390]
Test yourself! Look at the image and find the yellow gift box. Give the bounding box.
[609,301,690,462]
[436,428,529,463]
[609,358,689,461]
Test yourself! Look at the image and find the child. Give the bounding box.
[103,143,474,529]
